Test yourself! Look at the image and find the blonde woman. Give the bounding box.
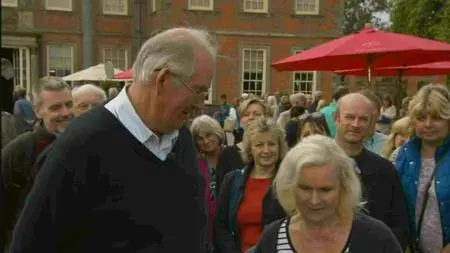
[396,84,450,253]
[316,99,328,112]
[190,115,225,252]
[267,95,279,121]
[216,98,270,192]
[380,116,413,162]
[254,135,402,253]
[215,117,287,253]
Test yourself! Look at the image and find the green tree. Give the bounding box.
[390,0,450,42]
[343,0,389,35]
[391,0,450,86]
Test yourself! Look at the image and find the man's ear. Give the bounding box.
[332,111,338,124]
[33,103,42,120]
[155,69,170,95]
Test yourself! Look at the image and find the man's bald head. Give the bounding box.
[334,93,374,146]
[336,93,373,117]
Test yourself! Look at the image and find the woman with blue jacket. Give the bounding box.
[396,84,450,253]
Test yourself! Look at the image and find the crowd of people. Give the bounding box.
[0,27,449,253]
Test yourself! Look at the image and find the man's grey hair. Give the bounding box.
[108,87,119,99]
[32,76,71,105]
[72,84,107,102]
[132,27,218,86]
[313,90,323,100]
[289,92,306,106]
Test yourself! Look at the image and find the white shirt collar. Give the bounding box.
[104,86,179,145]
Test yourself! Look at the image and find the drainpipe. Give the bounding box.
[82,0,93,68]
[135,0,143,50]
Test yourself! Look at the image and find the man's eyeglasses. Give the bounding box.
[154,68,209,100]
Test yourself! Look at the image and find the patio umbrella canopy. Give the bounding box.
[272,25,450,86]
[63,63,123,82]
[114,68,132,80]
[335,61,450,77]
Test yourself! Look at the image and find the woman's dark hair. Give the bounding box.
[297,112,330,139]
[383,94,393,107]
[290,106,306,118]
[285,112,330,148]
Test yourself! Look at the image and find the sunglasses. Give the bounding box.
[298,112,324,121]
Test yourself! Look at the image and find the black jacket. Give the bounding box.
[214,165,285,253]
[216,145,244,195]
[352,148,410,250]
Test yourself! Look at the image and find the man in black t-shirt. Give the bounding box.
[333,93,409,251]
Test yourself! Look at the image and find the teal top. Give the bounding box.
[320,102,337,138]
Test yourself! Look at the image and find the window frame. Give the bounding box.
[294,0,320,15]
[240,47,268,97]
[45,0,72,12]
[103,0,128,16]
[1,0,18,7]
[102,47,129,70]
[292,48,317,94]
[46,44,74,77]
[243,0,268,13]
[188,0,214,11]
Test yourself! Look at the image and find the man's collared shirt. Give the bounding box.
[105,86,178,161]
[363,131,388,156]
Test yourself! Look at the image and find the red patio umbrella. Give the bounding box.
[114,68,132,79]
[272,25,450,89]
[335,61,450,77]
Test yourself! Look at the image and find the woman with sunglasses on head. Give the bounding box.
[216,98,271,195]
[285,112,330,148]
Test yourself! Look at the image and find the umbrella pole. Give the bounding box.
[397,70,404,112]
[366,56,375,91]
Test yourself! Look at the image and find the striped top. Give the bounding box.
[276,219,351,253]
[276,219,294,252]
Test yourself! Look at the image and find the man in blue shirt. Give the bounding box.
[359,89,388,155]
[13,87,35,130]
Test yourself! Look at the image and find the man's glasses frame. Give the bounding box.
[154,68,209,100]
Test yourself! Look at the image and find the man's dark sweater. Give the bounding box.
[351,148,409,250]
[9,106,207,253]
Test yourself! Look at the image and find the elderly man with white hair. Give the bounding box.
[277,92,307,130]
[9,27,217,253]
[72,84,107,116]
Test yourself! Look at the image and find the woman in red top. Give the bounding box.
[215,117,287,253]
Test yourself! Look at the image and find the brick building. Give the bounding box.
[1,0,345,109]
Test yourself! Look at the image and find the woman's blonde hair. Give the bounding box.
[380,116,413,159]
[316,99,328,112]
[408,84,450,125]
[274,135,363,218]
[240,117,288,166]
[190,115,225,148]
[238,98,270,117]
